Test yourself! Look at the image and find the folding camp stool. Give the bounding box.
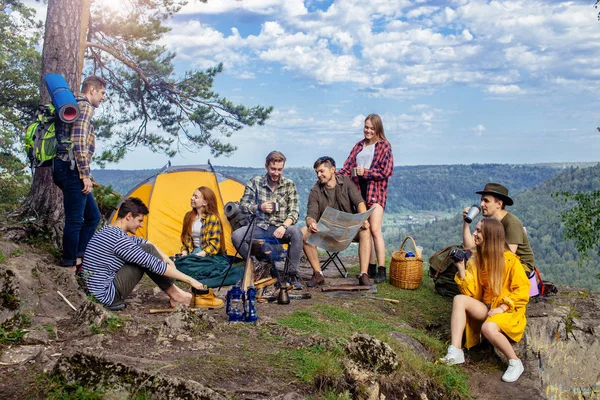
[320,251,349,278]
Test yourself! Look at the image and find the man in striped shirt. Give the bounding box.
[81,197,205,311]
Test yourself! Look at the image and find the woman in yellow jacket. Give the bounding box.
[440,217,530,383]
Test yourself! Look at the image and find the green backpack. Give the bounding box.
[24,104,72,168]
[428,244,463,297]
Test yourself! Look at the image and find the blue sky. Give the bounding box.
[36,0,600,169]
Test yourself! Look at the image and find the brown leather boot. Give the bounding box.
[306,271,325,288]
[358,273,372,286]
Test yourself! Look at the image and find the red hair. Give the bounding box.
[180,186,225,253]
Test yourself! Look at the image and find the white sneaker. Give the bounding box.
[502,359,524,382]
[439,345,465,365]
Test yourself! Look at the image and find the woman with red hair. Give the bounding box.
[176,186,229,308]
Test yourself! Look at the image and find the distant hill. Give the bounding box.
[94,163,587,214]
[402,163,600,291]
[93,162,600,289]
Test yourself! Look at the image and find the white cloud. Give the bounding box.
[486,85,522,95]
[473,124,486,136]
[237,72,256,80]
[26,0,600,103]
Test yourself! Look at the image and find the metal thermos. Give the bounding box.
[464,205,481,223]
[277,283,290,305]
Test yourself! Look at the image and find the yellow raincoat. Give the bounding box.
[455,250,530,349]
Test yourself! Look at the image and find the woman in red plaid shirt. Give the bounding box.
[339,114,394,284]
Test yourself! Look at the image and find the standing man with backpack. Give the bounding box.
[52,76,106,272]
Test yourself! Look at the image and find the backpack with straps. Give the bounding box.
[24,104,74,168]
[428,244,463,297]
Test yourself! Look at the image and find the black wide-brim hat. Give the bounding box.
[476,182,514,206]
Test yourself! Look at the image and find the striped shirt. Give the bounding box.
[82,226,167,305]
[240,174,300,230]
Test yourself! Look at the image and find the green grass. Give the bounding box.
[10,248,24,257]
[42,324,57,340]
[0,326,26,344]
[0,250,5,263]
[275,280,471,399]
[272,344,346,391]
[33,373,105,400]
[91,314,126,335]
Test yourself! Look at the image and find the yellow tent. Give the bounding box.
[109,164,245,257]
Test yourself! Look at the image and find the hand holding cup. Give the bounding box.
[464,205,481,223]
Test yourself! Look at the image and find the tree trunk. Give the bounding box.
[15,0,83,239]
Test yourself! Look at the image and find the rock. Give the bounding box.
[54,352,228,400]
[505,292,600,397]
[343,358,373,384]
[0,345,43,365]
[354,380,384,400]
[389,331,435,362]
[157,307,215,343]
[23,328,51,345]
[345,333,398,374]
[75,300,112,335]
[282,393,306,400]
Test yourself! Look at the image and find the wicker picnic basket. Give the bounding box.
[389,236,423,289]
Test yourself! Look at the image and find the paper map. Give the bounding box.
[306,206,375,252]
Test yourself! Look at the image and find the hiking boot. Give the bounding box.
[289,275,303,290]
[374,266,387,284]
[502,359,524,382]
[439,345,465,365]
[192,288,224,309]
[306,271,325,288]
[368,263,377,278]
[358,273,371,286]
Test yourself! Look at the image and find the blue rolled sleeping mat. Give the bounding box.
[44,73,80,123]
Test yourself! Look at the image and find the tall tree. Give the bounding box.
[10,0,272,240]
[14,0,83,241]
[0,0,40,221]
[0,0,41,150]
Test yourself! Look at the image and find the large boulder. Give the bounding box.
[502,289,600,398]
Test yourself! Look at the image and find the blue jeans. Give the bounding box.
[52,158,101,267]
[231,224,302,275]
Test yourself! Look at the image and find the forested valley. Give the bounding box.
[93,162,600,291]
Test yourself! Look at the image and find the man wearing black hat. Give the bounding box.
[462,183,535,273]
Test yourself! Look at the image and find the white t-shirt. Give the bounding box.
[356,143,375,169]
[192,218,202,248]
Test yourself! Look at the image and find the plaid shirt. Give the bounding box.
[61,95,95,179]
[181,212,223,255]
[240,174,299,230]
[338,139,394,209]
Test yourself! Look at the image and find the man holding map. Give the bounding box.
[303,156,372,287]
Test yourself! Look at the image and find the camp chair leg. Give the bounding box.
[242,257,255,292]
[322,251,348,278]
